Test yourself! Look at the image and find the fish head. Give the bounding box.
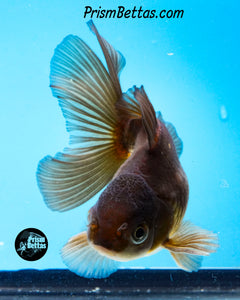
[87,174,172,261]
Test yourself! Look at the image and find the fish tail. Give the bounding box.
[87,20,123,97]
[88,20,158,149]
[163,221,218,272]
[37,22,135,212]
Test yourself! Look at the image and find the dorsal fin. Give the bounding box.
[133,86,158,150]
[156,111,183,157]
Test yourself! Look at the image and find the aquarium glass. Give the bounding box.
[0,0,239,274]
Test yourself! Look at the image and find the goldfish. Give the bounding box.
[37,20,218,278]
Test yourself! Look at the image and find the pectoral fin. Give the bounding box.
[61,231,119,278]
[163,221,218,272]
[170,252,203,272]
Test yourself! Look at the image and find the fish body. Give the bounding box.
[114,117,189,226]
[88,119,188,260]
[37,20,218,278]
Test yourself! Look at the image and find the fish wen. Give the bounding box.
[37,20,218,278]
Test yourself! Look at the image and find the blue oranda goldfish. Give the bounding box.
[37,20,218,278]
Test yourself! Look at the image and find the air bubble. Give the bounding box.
[220,179,229,188]
[220,105,228,121]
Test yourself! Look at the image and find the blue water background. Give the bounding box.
[0,0,239,271]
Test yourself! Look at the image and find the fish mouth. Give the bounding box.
[88,239,117,259]
[89,241,131,262]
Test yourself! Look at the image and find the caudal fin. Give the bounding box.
[163,221,218,272]
[87,20,124,96]
[37,23,132,212]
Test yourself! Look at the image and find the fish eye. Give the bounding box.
[131,224,149,245]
